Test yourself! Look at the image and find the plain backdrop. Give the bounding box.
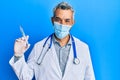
[0,0,120,80]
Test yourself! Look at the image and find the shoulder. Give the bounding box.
[73,36,89,49]
[33,36,49,48]
[72,36,91,63]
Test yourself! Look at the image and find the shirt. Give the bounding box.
[52,34,72,76]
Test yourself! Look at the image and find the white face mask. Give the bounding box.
[53,22,72,39]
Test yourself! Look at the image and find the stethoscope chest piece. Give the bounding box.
[73,58,80,65]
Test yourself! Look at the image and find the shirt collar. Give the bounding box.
[52,34,72,46]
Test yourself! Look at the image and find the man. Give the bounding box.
[9,2,95,80]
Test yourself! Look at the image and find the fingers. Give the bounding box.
[14,35,30,56]
[15,35,30,48]
[15,35,29,42]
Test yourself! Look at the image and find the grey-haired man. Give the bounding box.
[9,2,95,80]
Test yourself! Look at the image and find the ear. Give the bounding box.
[72,19,75,25]
[51,17,54,25]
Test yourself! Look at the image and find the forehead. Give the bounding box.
[54,9,73,19]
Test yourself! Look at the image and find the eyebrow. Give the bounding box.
[54,16,71,20]
[66,19,71,21]
[54,17,61,19]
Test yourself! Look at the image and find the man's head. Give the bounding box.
[51,2,75,39]
[52,2,75,26]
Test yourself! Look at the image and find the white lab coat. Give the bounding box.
[9,36,95,80]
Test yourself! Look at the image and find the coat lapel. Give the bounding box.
[50,42,62,77]
[46,35,74,79]
[62,45,74,79]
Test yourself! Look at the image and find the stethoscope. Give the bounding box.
[37,33,80,65]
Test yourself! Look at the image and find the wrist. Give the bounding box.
[14,53,23,57]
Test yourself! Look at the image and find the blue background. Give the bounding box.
[0,0,120,80]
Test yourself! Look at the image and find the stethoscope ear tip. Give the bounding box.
[73,58,80,65]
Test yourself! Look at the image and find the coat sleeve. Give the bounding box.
[84,46,95,80]
[9,45,36,80]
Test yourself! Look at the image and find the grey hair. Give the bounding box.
[53,2,74,18]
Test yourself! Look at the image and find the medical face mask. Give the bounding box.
[53,22,72,39]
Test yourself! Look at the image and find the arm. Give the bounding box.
[9,55,34,80]
[9,36,35,80]
[84,46,95,80]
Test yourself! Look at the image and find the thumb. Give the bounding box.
[25,35,29,41]
[26,43,30,50]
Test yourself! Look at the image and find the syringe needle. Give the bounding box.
[20,25,26,37]
[19,25,29,45]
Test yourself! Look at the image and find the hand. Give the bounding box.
[14,36,30,57]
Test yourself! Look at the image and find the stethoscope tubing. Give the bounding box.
[37,33,80,65]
